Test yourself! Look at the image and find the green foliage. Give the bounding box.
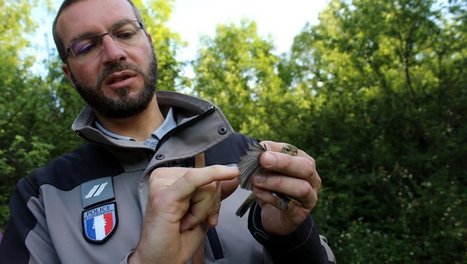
[282,0,466,262]
[0,0,37,67]
[0,0,42,227]
[191,19,298,141]
[133,0,189,91]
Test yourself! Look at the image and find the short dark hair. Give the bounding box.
[52,0,144,62]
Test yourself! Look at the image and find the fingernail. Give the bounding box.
[208,213,219,227]
[255,175,266,183]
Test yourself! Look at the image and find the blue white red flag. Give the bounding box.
[82,202,118,243]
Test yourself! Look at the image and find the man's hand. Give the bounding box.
[253,141,321,236]
[130,165,238,264]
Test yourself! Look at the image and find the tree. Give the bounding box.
[283,0,466,262]
[0,0,50,227]
[192,19,299,141]
[133,0,188,91]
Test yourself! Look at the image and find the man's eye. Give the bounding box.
[72,40,98,56]
[115,30,137,40]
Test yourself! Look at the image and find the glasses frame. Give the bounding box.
[64,20,145,61]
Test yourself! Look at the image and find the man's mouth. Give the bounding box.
[104,70,138,86]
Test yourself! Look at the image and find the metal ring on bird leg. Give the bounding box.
[273,194,289,210]
[272,192,303,211]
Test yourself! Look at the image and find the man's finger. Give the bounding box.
[163,165,238,202]
[180,183,221,231]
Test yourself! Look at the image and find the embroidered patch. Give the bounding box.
[82,202,118,244]
[81,177,115,208]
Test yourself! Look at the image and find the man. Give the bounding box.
[0,0,335,263]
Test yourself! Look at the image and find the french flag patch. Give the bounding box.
[82,202,118,243]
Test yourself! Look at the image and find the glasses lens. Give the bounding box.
[111,22,141,43]
[68,21,142,59]
[70,36,100,57]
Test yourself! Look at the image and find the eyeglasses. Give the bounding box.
[65,20,144,61]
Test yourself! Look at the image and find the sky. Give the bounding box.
[167,0,329,60]
[30,0,329,72]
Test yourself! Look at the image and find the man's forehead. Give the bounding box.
[56,0,136,42]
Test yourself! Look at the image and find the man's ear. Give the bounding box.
[62,63,74,87]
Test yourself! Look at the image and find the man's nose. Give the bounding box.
[101,34,126,63]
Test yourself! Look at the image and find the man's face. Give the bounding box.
[57,0,157,119]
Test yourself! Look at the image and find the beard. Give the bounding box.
[70,55,158,119]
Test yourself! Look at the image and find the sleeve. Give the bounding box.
[120,249,136,264]
[248,203,336,264]
[0,175,60,263]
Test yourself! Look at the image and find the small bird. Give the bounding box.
[235,141,302,217]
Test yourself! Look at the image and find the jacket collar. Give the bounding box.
[71,91,231,149]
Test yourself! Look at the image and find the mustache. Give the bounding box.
[96,62,145,88]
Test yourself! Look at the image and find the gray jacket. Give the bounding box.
[0,91,335,263]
